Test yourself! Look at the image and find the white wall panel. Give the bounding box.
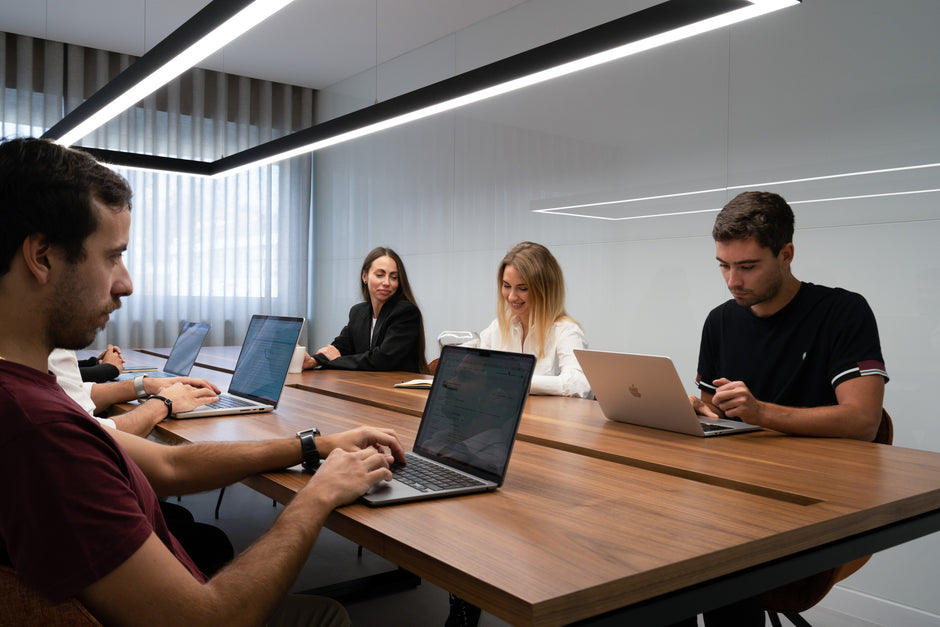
[313,0,940,617]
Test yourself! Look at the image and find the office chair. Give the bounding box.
[429,331,479,374]
[0,566,101,626]
[763,409,894,627]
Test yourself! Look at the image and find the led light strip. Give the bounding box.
[213,0,799,177]
[46,0,296,147]
[533,163,940,220]
[65,1,800,177]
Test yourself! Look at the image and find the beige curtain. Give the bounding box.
[1,32,314,348]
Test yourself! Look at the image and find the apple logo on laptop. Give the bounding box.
[629,384,641,398]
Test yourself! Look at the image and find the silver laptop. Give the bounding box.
[574,350,761,437]
[361,345,535,506]
[118,321,210,379]
[174,315,304,419]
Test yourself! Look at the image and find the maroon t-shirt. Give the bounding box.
[0,360,206,601]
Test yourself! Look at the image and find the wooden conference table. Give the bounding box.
[135,347,940,626]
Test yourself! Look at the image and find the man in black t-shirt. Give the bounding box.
[690,191,888,441]
[675,192,890,627]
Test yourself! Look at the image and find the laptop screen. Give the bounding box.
[228,315,303,404]
[163,321,210,375]
[413,345,534,484]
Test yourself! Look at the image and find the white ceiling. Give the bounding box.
[0,0,712,151]
[0,0,532,90]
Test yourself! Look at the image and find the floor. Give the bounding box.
[174,482,510,626]
[174,483,879,627]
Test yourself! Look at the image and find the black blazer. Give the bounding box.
[314,299,423,372]
[77,356,120,382]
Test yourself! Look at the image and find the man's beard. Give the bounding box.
[46,272,121,349]
[732,272,783,309]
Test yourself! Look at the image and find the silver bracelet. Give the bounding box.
[134,374,149,401]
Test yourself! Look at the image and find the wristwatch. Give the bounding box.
[297,428,321,472]
[148,395,173,420]
[133,374,149,401]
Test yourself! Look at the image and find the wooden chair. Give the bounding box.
[0,565,101,626]
[763,409,894,627]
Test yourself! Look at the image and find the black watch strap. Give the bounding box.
[297,428,321,472]
[148,395,173,419]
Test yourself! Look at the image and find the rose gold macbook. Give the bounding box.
[575,350,761,437]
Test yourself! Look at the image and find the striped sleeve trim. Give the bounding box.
[695,373,717,392]
[832,360,889,387]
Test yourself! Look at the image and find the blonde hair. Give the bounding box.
[496,242,578,359]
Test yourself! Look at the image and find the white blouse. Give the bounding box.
[467,317,592,398]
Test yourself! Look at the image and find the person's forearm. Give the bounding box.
[80,363,120,383]
[751,402,881,440]
[109,398,168,437]
[199,485,333,625]
[529,374,563,396]
[530,371,592,399]
[702,388,880,439]
[155,438,303,496]
[80,482,338,627]
[89,380,138,413]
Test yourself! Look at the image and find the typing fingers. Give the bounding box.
[363,428,406,462]
[689,395,719,418]
[360,448,394,483]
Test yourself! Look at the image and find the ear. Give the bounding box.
[779,242,795,269]
[362,271,368,285]
[21,234,55,285]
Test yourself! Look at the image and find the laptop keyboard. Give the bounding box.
[393,454,487,493]
[700,421,732,432]
[204,394,256,409]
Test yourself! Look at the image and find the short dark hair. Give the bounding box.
[0,137,132,276]
[712,191,794,255]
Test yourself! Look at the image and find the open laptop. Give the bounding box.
[174,315,304,419]
[361,345,535,506]
[118,321,210,379]
[574,349,761,437]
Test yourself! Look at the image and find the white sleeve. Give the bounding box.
[94,416,118,429]
[529,322,592,399]
[47,349,98,416]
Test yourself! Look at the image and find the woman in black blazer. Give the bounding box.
[303,247,429,373]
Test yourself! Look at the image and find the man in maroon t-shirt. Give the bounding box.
[0,137,406,626]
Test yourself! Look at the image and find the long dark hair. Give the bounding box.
[360,247,429,374]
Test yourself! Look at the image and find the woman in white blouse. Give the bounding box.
[467,241,591,398]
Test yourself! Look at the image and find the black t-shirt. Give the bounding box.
[696,282,887,409]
